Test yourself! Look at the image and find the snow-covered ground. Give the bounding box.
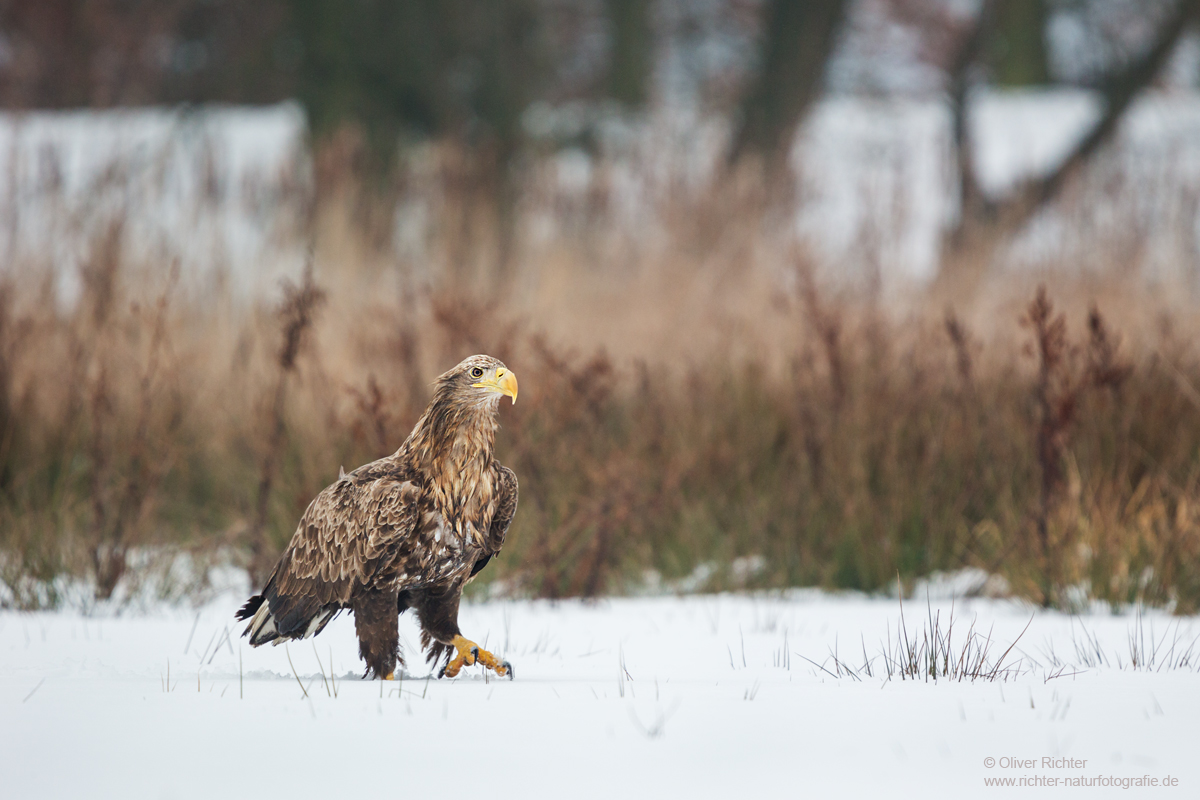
[2,589,1197,799]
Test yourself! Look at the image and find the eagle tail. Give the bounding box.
[236,593,338,647]
[237,594,282,646]
[235,594,264,621]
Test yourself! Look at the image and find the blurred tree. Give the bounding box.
[0,0,555,166]
[991,0,1050,86]
[287,0,442,146]
[0,0,180,107]
[0,0,294,108]
[159,1,295,104]
[605,0,651,108]
[288,0,549,166]
[728,0,848,169]
[939,0,1200,294]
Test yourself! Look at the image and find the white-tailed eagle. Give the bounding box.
[236,355,519,680]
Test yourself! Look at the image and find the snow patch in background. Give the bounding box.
[0,102,308,303]
[2,91,1200,298]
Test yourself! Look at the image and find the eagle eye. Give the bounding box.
[470,367,484,378]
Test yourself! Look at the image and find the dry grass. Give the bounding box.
[2,147,1200,613]
[802,596,1032,683]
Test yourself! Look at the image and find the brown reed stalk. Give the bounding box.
[348,374,393,459]
[1020,287,1132,607]
[248,260,326,587]
[0,284,24,492]
[944,309,975,392]
[1022,286,1076,604]
[1085,305,1132,392]
[90,266,180,600]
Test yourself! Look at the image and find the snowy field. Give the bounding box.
[2,588,1198,799]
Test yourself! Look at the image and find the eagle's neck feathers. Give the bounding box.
[400,384,500,546]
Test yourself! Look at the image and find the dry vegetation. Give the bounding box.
[2,147,1200,614]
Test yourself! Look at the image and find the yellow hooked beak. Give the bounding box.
[473,367,519,404]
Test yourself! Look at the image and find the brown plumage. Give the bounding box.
[236,355,519,680]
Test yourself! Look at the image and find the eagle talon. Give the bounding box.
[438,635,511,679]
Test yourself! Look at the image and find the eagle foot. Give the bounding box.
[439,635,513,680]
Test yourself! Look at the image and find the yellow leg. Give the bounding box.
[440,635,513,679]
[383,672,395,680]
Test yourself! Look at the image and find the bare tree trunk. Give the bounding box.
[992,0,1050,87]
[947,0,1001,233]
[606,0,651,109]
[248,261,325,588]
[728,0,848,174]
[938,0,1200,297]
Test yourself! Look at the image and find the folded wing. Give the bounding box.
[237,472,421,645]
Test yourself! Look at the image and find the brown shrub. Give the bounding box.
[1,182,1199,614]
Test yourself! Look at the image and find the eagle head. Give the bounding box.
[437,354,519,408]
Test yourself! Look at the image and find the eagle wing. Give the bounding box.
[240,467,421,644]
[469,463,518,579]
[487,464,518,554]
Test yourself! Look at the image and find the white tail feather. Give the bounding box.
[248,599,335,647]
[247,598,335,647]
[248,599,278,644]
[302,609,332,639]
